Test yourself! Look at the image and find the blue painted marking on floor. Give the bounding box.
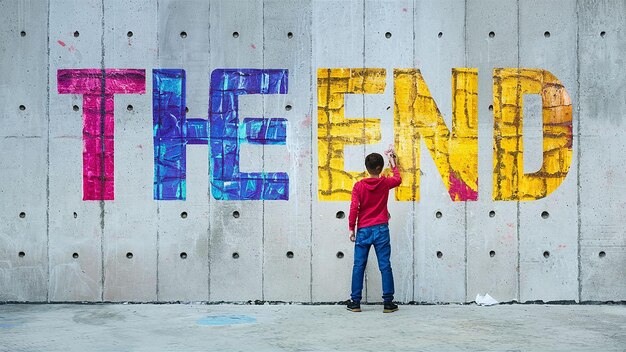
[197,315,257,326]
[0,317,23,329]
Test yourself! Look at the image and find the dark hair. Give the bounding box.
[365,153,384,174]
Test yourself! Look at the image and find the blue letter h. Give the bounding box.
[153,69,289,201]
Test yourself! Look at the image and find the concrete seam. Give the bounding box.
[575,0,582,303]
[463,0,468,303]
[362,0,367,302]
[261,0,266,302]
[155,203,160,302]
[412,0,416,303]
[463,0,468,66]
[99,0,106,303]
[155,0,160,303]
[207,0,212,303]
[45,0,51,303]
[516,0,521,303]
[464,203,468,302]
[410,0,417,301]
[308,0,313,304]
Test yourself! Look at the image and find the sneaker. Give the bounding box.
[346,300,361,312]
[383,301,398,313]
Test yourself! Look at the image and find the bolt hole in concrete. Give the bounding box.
[232,211,240,218]
[543,251,550,258]
[73,212,78,219]
[180,211,187,219]
[436,251,443,259]
[19,212,26,218]
[286,251,294,259]
[73,253,79,259]
[197,315,256,326]
[127,104,133,111]
[489,31,495,38]
[127,31,133,37]
[438,32,443,38]
[73,31,79,37]
[544,31,551,38]
[336,211,345,219]
[20,31,26,37]
[285,104,292,111]
[600,31,606,37]
[489,104,493,111]
[599,251,606,258]
[19,105,25,111]
[489,210,495,218]
[287,31,293,39]
[180,31,187,38]
[541,211,549,219]
[73,105,79,111]
[489,250,496,257]
[385,32,392,38]
[232,31,239,38]
[336,251,344,259]
[435,211,442,219]
[18,251,25,258]
[180,252,187,259]
[232,252,239,259]
[185,106,189,113]
[126,252,133,259]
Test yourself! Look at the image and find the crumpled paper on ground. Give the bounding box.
[475,293,499,306]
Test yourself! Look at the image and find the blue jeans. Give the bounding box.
[351,223,395,302]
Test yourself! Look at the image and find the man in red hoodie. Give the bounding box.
[347,149,401,313]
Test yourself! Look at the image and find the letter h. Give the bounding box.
[153,69,289,200]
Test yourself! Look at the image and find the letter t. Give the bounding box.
[58,69,146,200]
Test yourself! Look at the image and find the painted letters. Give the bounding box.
[58,67,572,203]
[317,68,385,201]
[394,68,479,202]
[152,69,206,200]
[209,69,289,200]
[152,68,290,201]
[57,69,146,200]
[492,68,573,201]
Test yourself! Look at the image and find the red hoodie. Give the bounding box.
[348,167,402,231]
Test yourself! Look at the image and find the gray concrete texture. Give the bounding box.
[0,0,625,303]
[1,303,625,351]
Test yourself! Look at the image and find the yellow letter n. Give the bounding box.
[317,68,385,200]
[393,68,479,201]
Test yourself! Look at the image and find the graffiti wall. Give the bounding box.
[1,0,624,303]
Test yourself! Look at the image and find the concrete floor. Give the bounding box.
[0,303,625,351]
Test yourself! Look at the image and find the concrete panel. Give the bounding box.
[578,0,626,301]
[311,0,364,302]
[0,139,48,301]
[413,0,466,303]
[262,0,313,302]
[155,0,210,302]
[102,0,158,301]
[363,0,414,303]
[47,0,104,302]
[466,0,520,303]
[208,0,265,302]
[0,0,49,301]
[518,0,578,302]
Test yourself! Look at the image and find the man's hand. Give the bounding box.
[349,230,355,242]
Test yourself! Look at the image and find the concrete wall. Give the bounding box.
[0,0,624,303]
